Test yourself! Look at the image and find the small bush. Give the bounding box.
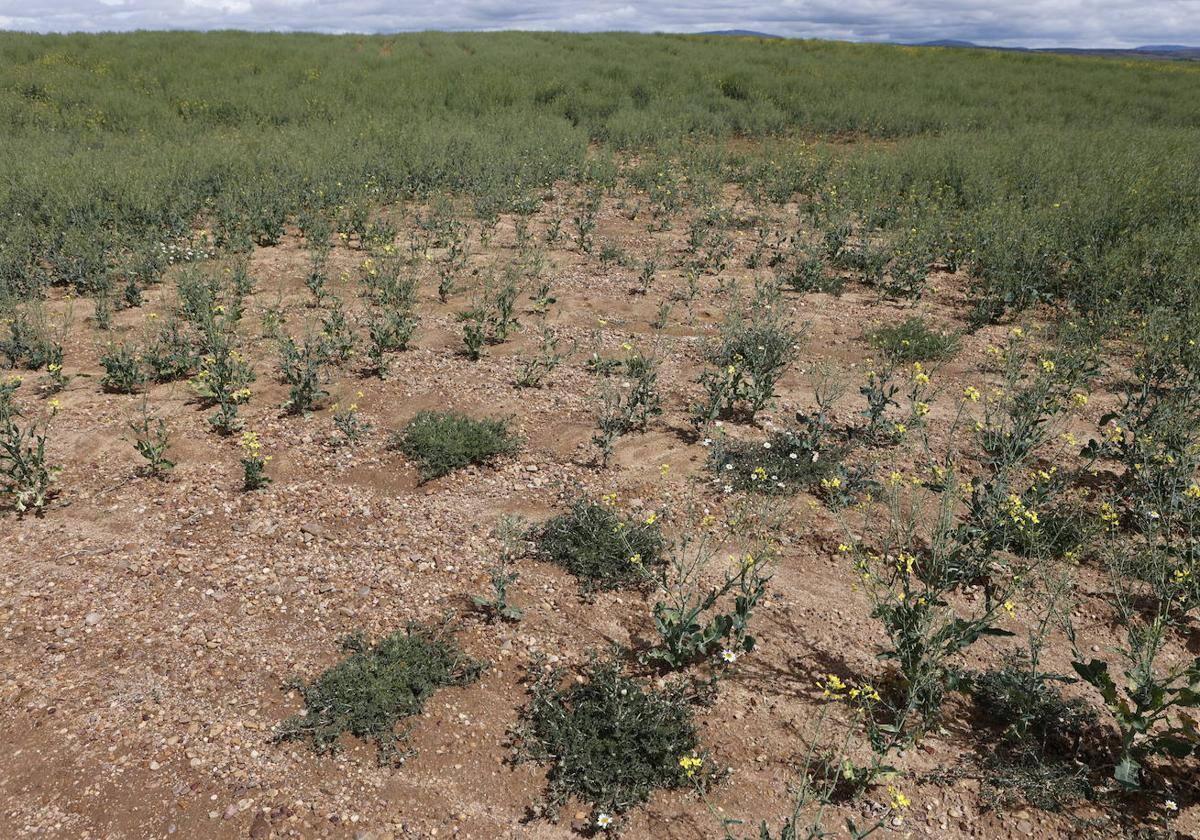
[276,624,484,765]
[391,411,518,481]
[538,498,665,591]
[515,655,701,820]
[100,343,146,394]
[866,317,959,365]
[708,427,837,495]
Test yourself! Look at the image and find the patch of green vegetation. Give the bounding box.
[866,317,960,365]
[538,497,665,591]
[707,427,838,495]
[516,655,701,820]
[391,410,518,481]
[969,655,1098,811]
[275,624,485,765]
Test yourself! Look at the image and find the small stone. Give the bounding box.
[84,612,102,626]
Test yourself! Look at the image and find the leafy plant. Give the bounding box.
[128,402,174,478]
[276,623,485,765]
[100,343,146,394]
[515,654,701,822]
[391,411,518,482]
[538,496,665,592]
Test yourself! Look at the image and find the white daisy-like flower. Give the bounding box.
[723,484,733,494]
[1165,800,1178,812]
[789,452,798,459]
[762,441,771,449]
[721,649,739,663]
[596,813,614,829]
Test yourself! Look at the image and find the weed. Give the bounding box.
[391,411,518,482]
[866,317,960,365]
[538,496,665,592]
[515,654,700,822]
[276,623,484,765]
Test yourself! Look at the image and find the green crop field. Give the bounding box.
[4,30,1200,839]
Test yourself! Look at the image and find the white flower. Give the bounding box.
[762,441,771,449]
[723,484,733,494]
[789,452,798,459]
[596,813,614,829]
[811,452,820,463]
[721,649,739,663]
[702,438,713,447]
[725,463,733,471]
[1165,800,1178,812]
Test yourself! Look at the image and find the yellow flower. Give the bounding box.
[914,401,929,417]
[678,755,703,777]
[1040,358,1056,373]
[963,386,981,402]
[821,674,847,699]
[1003,600,1016,617]
[1186,485,1200,501]
[659,463,670,477]
[644,512,657,525]
[1071,392,1089,408]
[888,785,911,810]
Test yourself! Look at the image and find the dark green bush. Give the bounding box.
[275,624,484,765]
[538,498,665,591]
[391,411,518,481]
[516,655,701,819]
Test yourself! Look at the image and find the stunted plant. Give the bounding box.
[278,334,330,414]
[239,430,271,490]
[692,305,802,428]
[472,516,527,622]
[128,401,174,478]
[591,346,662,466]
[1,387,59,514]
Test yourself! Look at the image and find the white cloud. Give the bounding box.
[0,0,1197,48]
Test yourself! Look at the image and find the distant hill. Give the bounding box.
[908,39,1200,61]
[699,30,782,39]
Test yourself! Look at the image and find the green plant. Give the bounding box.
[100,343,146,394]
[391,411,518,482]
[693,310,801,427]
[866,317,959,365]
[472,516,526,622]
[128,402,174,478]
[142,316,197,382]
[645,518,773,671]
[515,654,701,824]
[538,496,665,592]
[276,623,485,765]
[1,397,59,514]
[331,394,371,445]
[191,338,254,435]
[277,334,330,414]
[239,430,271,490]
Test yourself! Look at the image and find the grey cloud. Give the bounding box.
[2,0,1199,48]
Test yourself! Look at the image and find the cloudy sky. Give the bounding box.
[1,0,1197,48]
